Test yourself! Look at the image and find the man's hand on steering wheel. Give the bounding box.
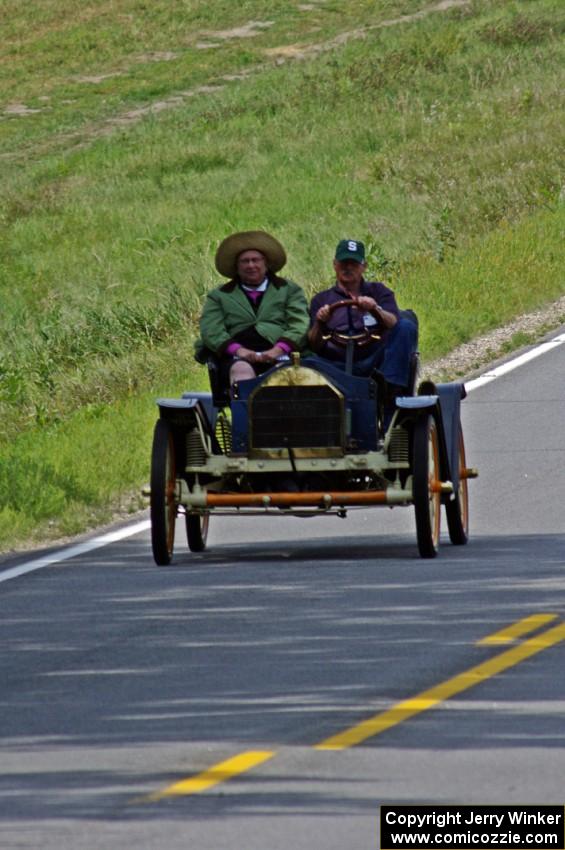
[355,295,378,314]
[315,297,396,330]
[316,297,375,324]
[315,303,332,323]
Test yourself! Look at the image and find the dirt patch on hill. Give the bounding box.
[92,0,470,140]
[265,0,470,60]
[2,1,470,141]
[4,102,43,116]
[201,21,274,40]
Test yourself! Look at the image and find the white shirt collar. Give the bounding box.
[241,277,269,293]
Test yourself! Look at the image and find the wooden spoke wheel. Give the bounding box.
[445,427,469,545]
[413,414,441,558]
[185,512,210,553]
[150,419,177,565]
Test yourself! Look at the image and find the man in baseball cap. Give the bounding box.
[334,238,366,264]
[308,237,418,395]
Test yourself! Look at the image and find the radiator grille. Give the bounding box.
[250,385,343,449]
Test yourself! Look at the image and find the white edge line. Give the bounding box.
[0,519,151,584]
[3,332,565,583]
[465,333,565,393]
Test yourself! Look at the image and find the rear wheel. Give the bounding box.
[185,512,209,552]
[413,414,441,558]
[150,419,177,565]
[445,427,469,545]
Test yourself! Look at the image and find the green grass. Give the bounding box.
[0,391,160,546]
[1,0,564,551]
[400,206,565,359]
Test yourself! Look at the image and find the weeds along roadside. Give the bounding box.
[1,0,564,551]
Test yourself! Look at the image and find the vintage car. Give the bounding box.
[149,316,477,565]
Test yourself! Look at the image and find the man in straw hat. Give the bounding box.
[196,230,309,385]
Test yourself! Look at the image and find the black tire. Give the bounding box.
[186,513,210,552]
[413,414,441,558]
[150,419,177,566]
[445,427,469,545]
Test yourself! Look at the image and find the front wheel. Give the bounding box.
[412,414,441,558]
[150,419,177,566]
[186,512,210,552]
[445,427,469,545]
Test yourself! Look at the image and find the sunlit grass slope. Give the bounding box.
[1,0,564,549]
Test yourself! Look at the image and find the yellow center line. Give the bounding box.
[315,621,565,751]
[138,618,564,802]
[142,750,275,802]
[477,613,559,646]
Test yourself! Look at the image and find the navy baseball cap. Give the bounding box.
[335,239,365,263]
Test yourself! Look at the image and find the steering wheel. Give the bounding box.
[323,299,382,329]
[325,298,362,315]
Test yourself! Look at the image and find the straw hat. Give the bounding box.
[215,230,286,278]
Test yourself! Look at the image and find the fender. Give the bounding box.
[435,382,466,497]
[157,392,217,434]
[156,393,219,465]
[396,382,466,489]
[395,394,438,412]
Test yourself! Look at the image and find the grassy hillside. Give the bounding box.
[1,0,564,550]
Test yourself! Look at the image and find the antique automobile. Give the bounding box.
[148,309,477,565]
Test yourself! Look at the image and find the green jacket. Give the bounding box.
[195,275,310,362]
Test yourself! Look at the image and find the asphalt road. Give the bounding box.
[1,334,564,850]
